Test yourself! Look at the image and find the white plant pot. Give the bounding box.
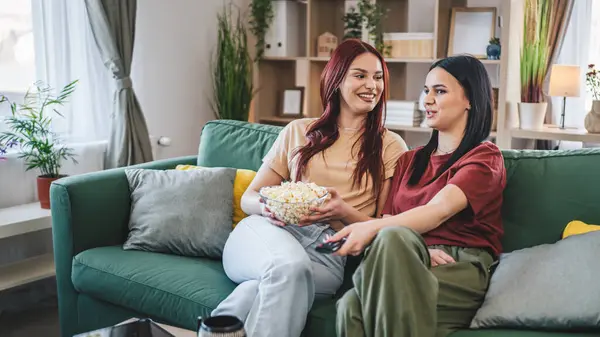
[518,102,547,130]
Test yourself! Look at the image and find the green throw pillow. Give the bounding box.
[123,167,236,258]
[470,231,600,330]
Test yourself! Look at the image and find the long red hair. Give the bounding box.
[293,39,390,198]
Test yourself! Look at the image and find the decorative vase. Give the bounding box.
[37,175,66,209]
[584,100,600,133]
[486,44,501,60]
[518,102,547,130]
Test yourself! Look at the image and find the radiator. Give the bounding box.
[0,137,164,209]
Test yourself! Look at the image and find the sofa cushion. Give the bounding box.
[450,330,596,337]
[123,167,236,258]
[72,246,238,325]
[175,164,257,227]
[562,220,600,239]
[197,120,282,171]
[500,148,600,252]
[470,231,600,330]
[72,245,340,336]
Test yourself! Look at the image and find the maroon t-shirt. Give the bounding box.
[382,142,506,257]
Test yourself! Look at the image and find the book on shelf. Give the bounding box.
[385,100,424,127]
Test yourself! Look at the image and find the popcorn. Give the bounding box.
[259,182,329,225]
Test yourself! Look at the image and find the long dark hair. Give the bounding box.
[408,55,493,185]
[293,39,389,197]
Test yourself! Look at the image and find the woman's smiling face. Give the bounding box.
[339,52,384,115]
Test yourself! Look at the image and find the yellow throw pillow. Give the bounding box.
[175,165,257,227]
[562,220,600,239]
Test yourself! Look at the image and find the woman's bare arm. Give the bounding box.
[369,184,469,233]
[240,163,285,216]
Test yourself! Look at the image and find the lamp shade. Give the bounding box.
[549,64,581,97]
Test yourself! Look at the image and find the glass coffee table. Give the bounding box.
[118,318,196,337]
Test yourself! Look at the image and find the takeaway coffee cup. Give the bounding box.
[197,315,246,337]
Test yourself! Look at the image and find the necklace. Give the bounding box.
[339,125,360,131]
[436,146,456,154]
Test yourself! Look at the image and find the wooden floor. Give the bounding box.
[0,302,60,337]
[0,278,60,337]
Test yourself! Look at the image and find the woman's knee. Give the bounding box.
[373,226,420,249]
[270,255,313,280]
[336,288,360,314]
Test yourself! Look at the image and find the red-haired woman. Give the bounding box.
[211,39,408,337]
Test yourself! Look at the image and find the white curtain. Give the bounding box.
[550,0,593,148]
[0,1,113,208]
[31,0,112,142]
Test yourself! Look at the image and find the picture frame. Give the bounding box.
[448,7,496,58]
[278,87,304,117]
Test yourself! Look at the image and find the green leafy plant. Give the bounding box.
[586,64,600,100]
[342,7,363,40]
[520,0,551,103]
[0,80,78,177]
[359,0,391,56]
[342,0,391,56]
[489,37,500,45]
[249,0,274,60]
[211,3,254,121]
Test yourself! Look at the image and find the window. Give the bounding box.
[0,0,112,142]
[0,0,35,119]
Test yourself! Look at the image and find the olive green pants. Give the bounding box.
[336,226,494,337]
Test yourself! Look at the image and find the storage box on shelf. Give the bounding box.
[384,33,435,60]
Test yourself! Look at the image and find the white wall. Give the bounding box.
[132,0,250,160]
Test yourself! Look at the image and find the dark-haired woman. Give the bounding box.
[211,39,408,337]
[331,55,507,337]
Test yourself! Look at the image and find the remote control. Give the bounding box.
[315,238,347,254]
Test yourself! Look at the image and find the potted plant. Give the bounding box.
[519,0,551,130]
[211,3,255,121]
[342,0,391,57]
[584,64,600,133]
[249,0,274,60]
[487,37,501,60]
[342,7,363,40]
[0,80,78,209]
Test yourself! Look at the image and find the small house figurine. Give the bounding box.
[317,32,338,57]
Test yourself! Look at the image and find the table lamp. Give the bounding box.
[548,64,581,129]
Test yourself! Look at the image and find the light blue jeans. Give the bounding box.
[211,214,346,337]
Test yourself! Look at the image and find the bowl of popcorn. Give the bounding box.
[259,181,329,225]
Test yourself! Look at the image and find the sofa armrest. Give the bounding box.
[51,155,198,254]
[50,155,197,336]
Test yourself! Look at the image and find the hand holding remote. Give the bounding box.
[323,221,379,256]
[315,237,347,254]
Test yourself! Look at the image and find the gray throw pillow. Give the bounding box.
[123,167,236,258]
[470,231,600,330]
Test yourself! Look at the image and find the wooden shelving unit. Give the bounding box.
[511,125,600,144]
[0,202,54,291]
[250,0,511,148]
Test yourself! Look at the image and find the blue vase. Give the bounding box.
[487,44,501,60]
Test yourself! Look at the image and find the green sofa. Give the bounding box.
[51,120,600,337]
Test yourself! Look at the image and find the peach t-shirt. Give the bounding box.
[263,118,407,217]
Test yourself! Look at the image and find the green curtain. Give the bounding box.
[84,0,153,168]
